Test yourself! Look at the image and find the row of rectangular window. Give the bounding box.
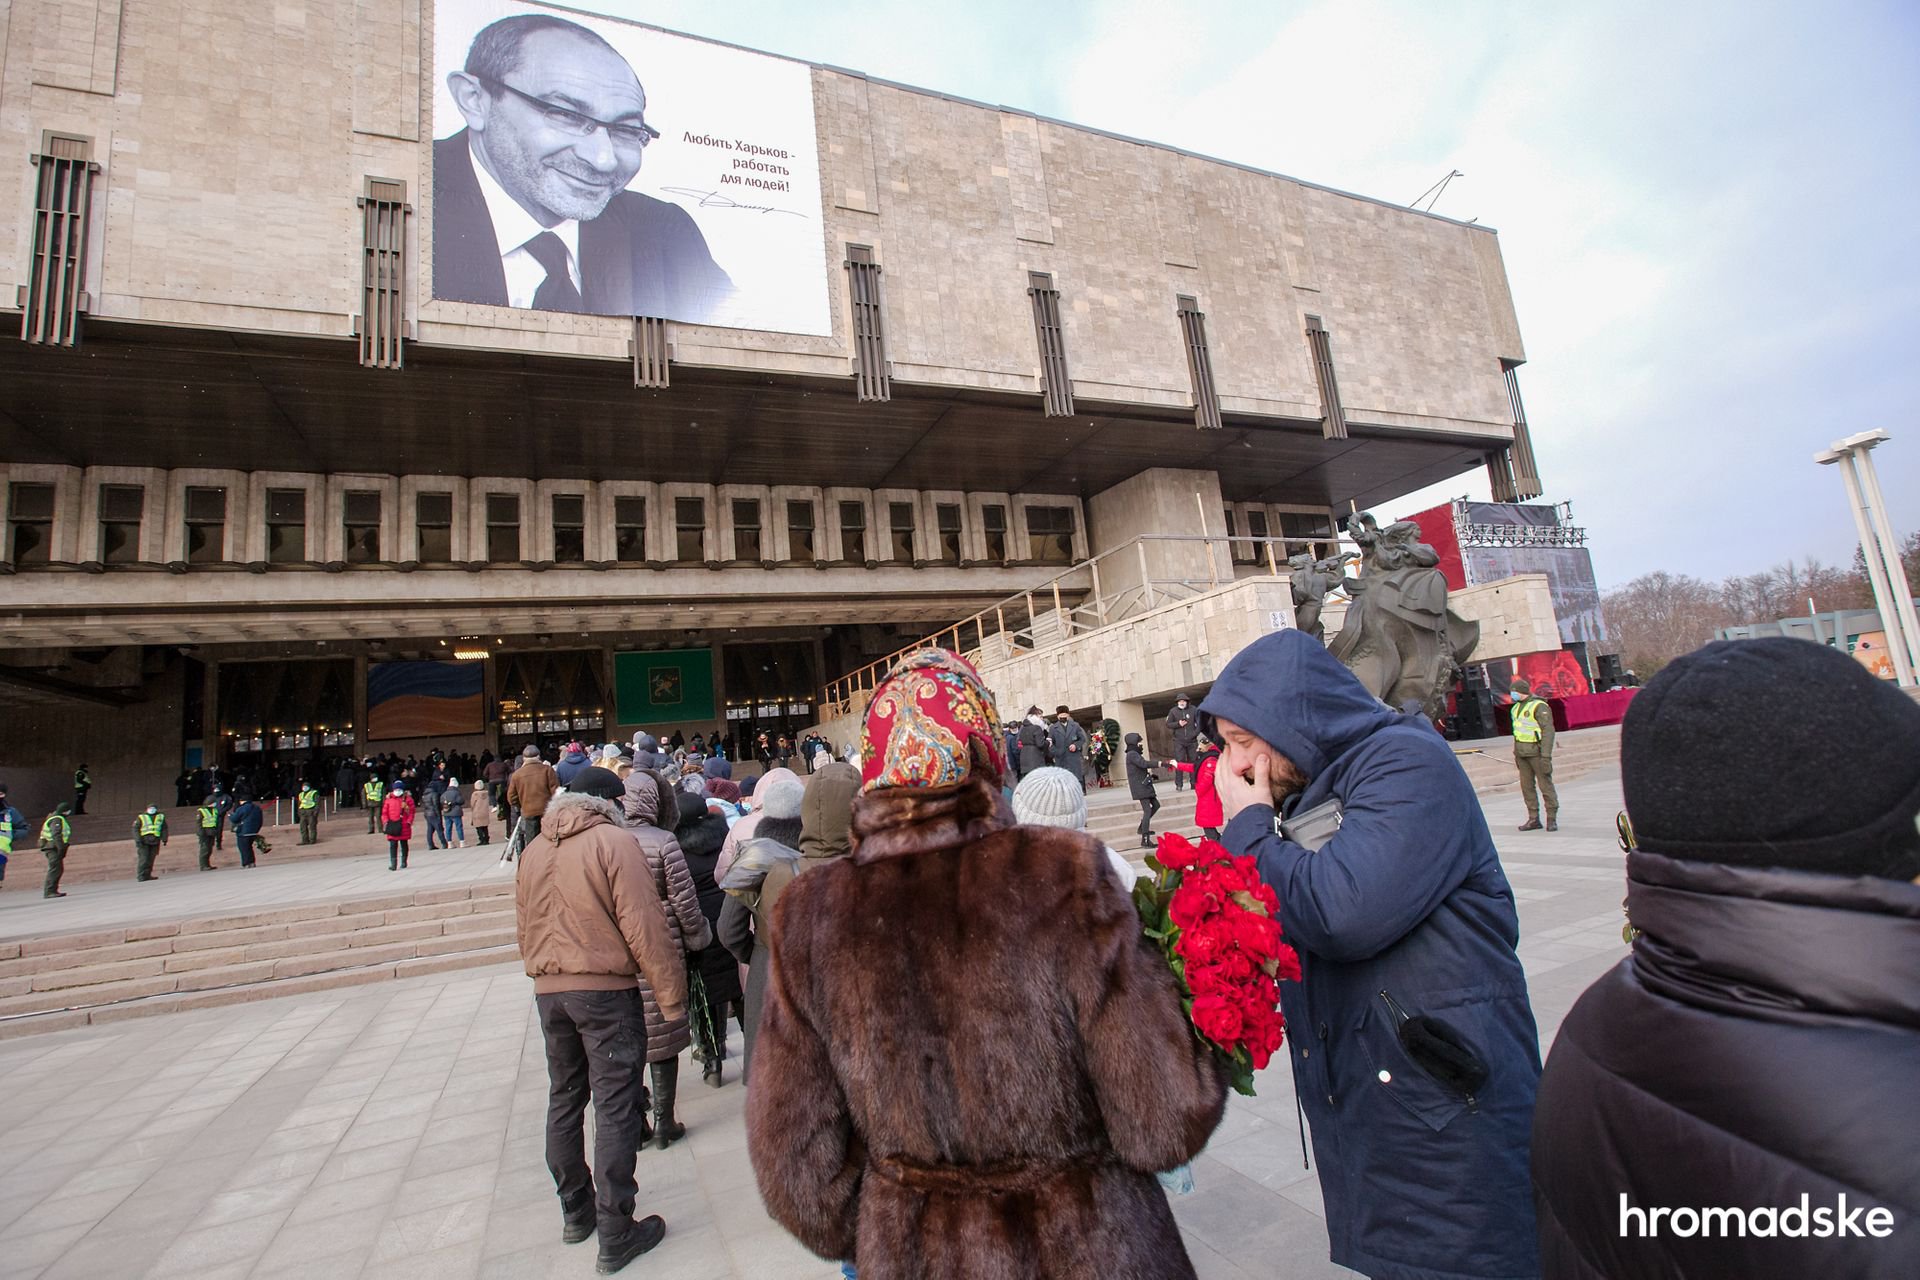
[6,483,1073,568]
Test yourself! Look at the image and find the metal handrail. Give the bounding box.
[816,531,1350,712]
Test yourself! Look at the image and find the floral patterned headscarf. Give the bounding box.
[859,649,1006,793]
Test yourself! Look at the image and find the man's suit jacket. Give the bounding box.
[432,131,735,323]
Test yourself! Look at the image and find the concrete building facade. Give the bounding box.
[1,0,1542,810]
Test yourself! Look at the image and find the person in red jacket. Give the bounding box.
[381,782,417,870]
[1164,738,1225,839]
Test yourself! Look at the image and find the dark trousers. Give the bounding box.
[42,844,67,896]
[1202,826,1221,841]
[236,834,258,868]
[1137,795,1161,836]
[197,829,217,869]
[135,838,161,880]
[1171,743,1195,788]
[387,838,410,867]
[425,814,445,850]
[73,787,88,814]
[538,989,648,1233]
[299,811,318,844]
[366,805,380,834]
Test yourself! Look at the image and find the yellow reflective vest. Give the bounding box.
[136,812,166,839]
[298,787,319,811]
[198,804,220,829]
[363,779,385,804]
[41,813,71,845]
[1512,697,1546,744]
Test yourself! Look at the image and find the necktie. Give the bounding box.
[523,231,585,312]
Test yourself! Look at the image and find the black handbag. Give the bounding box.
[383,818,404,837]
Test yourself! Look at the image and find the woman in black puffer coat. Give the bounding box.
[1533,640,1920,1280]
[672,776,748,1086]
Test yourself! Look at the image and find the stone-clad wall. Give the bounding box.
[2,0,1522,437]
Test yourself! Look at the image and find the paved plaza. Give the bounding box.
[0,766,1632,1279]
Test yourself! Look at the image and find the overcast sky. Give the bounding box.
[586,0,1918,590]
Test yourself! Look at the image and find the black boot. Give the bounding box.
[704,1029,726,1087]
[595,1215,665,1274]
[561,1193,596,1245]
[650,1059,685,1149]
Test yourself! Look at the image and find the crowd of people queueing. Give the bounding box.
[516,632,1920,1278]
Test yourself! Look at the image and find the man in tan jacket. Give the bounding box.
[507,744,560,849]
[517,766,686,1274]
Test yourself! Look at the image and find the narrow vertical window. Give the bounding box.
[266,489,307,563]
[1304,314,1349,440]
[184,487,227,564]
[358,177,409,368]
[614,495,652,560]
[732,499,762,561]
[8,483,55,565]
[1177,295,1223,430]
[1027,272,1075,417]
[486,494,522,562]
[1502,360,1542,499]
[675,496,706,562]
[846,244,891,401]
[614,496,647,561]
[787,500,816,560]
[344,490,381,562]
[888,502,916,560]
[98,485,144,564]
[552,494,585,563]
[839,501,867,562]
[935,503,962,565]
[982,504,1008,563]
[22,132,97,347]
[416,492,454,562]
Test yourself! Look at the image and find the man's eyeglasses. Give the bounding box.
[477,75,660,149]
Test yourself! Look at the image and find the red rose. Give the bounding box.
[1168,882,1213,931]
[1213,949,1254,984]
[1272,943,1303,983]
[1186,963,1226,997]
[1229,909,1284,959]
[1157,833,1204,871]
[1177,920,1227,967]
[1191,993,1244,1045]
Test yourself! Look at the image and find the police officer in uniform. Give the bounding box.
[133,805,169,880]
[195,798,222,870]
[363,771,386,835]
[297,782,321,845]
[1510,678,1558,831]
[40,803,72,897]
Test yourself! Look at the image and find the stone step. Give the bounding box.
[34,814,504,886]
[0,882,520,1035]
[0,945,521,1040]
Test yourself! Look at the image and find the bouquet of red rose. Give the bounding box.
[1132,832,1301,1096]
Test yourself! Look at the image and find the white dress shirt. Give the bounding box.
[469,142,582,308]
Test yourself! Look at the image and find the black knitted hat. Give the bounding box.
[568,767,626,802]
[1622,638,1920,879]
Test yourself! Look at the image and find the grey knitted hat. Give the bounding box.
[759,776,806,820]
[1013,767,1087,831]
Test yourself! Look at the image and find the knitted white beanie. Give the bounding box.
[1013,767,1087,831]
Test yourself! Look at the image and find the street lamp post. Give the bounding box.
[1815,430,1920,687]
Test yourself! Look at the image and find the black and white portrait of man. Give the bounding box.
[433,12,736,321]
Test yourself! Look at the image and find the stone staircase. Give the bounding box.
[0,880,518,1040]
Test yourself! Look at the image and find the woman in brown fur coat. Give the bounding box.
[747,650,1227,1278]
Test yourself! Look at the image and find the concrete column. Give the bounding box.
[1105,698,1149,753]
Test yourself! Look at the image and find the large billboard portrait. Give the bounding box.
[431,1,830,335]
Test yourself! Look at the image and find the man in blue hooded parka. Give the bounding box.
[1202,629,1542,1280]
